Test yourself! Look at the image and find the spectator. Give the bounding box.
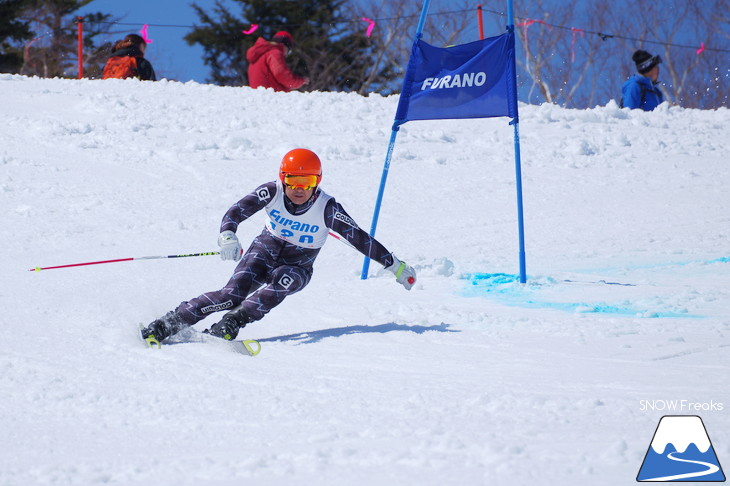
[621,50,664,111]
[102,34,156,81]
[246,31,309,91]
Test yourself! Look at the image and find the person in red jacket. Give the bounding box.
[246,31,309,92]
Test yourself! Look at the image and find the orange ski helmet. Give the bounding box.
[279,148,322,185]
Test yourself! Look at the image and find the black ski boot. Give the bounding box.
[141,310,189,348]
[204,307,251,341]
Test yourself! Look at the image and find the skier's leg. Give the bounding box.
[176,249,270,324]
[206,265,312,339]
[142,254,268,345]
[144,236,271,331]
[242,264,312,320]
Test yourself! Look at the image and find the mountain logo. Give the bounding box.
[637,415,726,482]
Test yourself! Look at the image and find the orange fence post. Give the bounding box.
[477,5,484,40]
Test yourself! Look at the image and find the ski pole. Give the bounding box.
[29,251,220,272]
[29,233,347,272]
[327,230,356,249]
[29,233,413,282]
[29,232,348,272]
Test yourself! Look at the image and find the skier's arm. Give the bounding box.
[324,199,392,266]
[325,199,416,289]
[218,182,276,262]
[220,182,276,233]
[137,58,156,81]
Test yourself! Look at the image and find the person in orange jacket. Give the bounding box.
[102,34,156,81]
[246,31,309,92]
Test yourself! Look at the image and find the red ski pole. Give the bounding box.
[29,232,347,272]
[29,251,220,272]
[29,233,413,282]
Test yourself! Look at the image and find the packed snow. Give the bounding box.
[1,74,728,485]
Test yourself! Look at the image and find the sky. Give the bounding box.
[77,0,242,83]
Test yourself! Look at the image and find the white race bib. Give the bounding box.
[264,182,332,248]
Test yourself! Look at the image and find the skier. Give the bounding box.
[140,148,416,346]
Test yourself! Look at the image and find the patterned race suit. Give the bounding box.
[175,181,395,325]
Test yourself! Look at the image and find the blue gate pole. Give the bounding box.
[512,120,527,284]
[361,0,433,280]
[361,128,399,279]
[507,0,527,284]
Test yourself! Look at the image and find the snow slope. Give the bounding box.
[1,74,728,485]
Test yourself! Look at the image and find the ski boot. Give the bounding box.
[204,307,251,341]
[140,310,189,348]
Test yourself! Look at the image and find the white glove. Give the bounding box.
[218,230,241,261]
[386,255,416,290]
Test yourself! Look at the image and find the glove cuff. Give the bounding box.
[218,230,238,248]
[386,255,405,276]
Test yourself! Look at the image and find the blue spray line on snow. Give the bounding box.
[462,272,700,318]
[584,255,730,274]
[647,255,730,268]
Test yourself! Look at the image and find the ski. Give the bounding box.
[138,324,261,356]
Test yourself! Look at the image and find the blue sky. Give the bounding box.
[78,0,242,82]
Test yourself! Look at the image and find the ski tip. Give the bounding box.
[138,323,161,349]
[144,335,161,349]
[242,339,261,356]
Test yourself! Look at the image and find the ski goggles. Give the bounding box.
[637,54,662,73]
[283,174,319,190]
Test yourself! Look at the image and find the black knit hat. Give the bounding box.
[633,50,662,74]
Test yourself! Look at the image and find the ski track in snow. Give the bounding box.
[1,74,729,485]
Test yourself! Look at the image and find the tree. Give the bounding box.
[353,0,475,95]
[18,0,112,78]
[0,0,34,73]
[511,0,626,108]
[184,0,248,86]
[500,0,729,109]
[347,0,414,95]
[185,0,398,92]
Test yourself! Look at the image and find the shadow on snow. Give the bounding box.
[258,322,459,345]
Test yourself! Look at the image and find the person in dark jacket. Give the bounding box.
[102,34,156,81]
[140,148,416,347]
[621,49,664,111]
[246,31,308,91]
